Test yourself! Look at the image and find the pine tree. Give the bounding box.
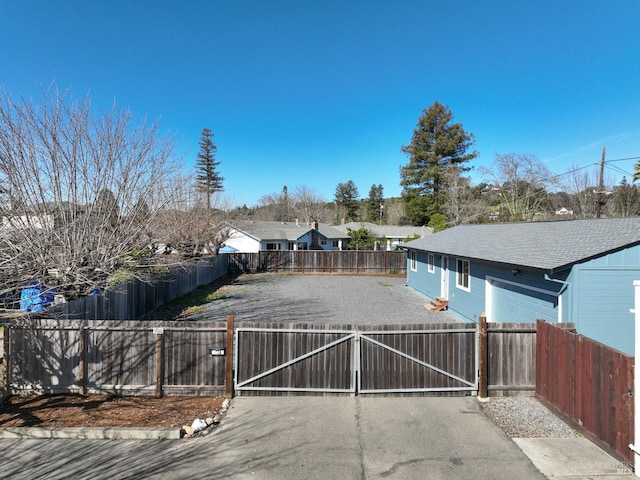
[335,180,360,222]
[195,128,223,210]
[400,102,477,226]
[366,184,384,224]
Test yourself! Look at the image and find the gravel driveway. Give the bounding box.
[195,273,460,325]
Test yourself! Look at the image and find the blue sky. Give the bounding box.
[1,1,639,208]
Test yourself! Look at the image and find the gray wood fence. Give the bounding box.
[5,319,540,397]
[234,321,539,396]
[486,322,540,395]
[229,251,406,275]
[44,256,229,320]
[4,318,230,397]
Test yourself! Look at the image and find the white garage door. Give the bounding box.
[490,280,558,323]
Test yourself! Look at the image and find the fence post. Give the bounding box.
[3,326,9,392]
[478,314,488,399]
[155,331,164,398]
[78,326,87,395]
[225,315,234,399]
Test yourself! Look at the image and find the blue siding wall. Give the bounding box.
[407,252,563,324]
[406,251,437,297]
[566,246,640,355]
[407,244,640,354]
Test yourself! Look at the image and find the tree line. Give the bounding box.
[1,86,638,304]
[231,101,640,231]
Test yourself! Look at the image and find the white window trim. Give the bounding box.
[427,254,435,273]
[456,258,470,292]
[410,251,417,272]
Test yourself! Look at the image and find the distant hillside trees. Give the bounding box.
[400,102,477,226]
[614,177,640,217]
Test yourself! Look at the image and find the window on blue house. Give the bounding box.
[427,254,434,273]
[456,259,470,291]
[410,251,417,271]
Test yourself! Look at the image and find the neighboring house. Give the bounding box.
[334,222,430,251]
[555,207,574,216]
[223,221,349,253]
[403,218,640,354]
[1,214,54,231]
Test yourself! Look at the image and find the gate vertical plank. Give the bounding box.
[225,316,234,398]
[478,316,487,398]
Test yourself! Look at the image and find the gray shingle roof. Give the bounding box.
[404,218,640,273]
[333,222,430,238]
[234,221,348,241]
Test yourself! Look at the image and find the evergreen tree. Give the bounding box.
[195,128,223,210]
[614,177,640,217]
[346,226,376,250]
[366,184,384,224]
[277,185,291,222]
[334,180,360,222]
[400,102,477,226]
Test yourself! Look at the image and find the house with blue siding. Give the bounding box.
[403,218,640,354]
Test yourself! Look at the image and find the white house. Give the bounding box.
[223,221,350,253]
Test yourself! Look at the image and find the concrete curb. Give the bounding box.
[0,427,181,440]
[514,438,634,478]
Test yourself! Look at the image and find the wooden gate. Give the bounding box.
[234,324,478,395]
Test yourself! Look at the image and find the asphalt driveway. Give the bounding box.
[197,273,461,325]
[0,396,546,480]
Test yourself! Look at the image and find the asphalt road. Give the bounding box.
[0,396,547,480]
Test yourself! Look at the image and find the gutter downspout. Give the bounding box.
[544,273,570,324]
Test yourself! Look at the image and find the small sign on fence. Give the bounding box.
[153,327,164,335]
[209,347,226,357]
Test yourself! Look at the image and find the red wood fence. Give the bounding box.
[536,319,634,464]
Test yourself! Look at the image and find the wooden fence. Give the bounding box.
[228,251,406,275]
[5,319,540,398]
[4,317,233,397]
[536,319,634,464]
[44,255,229,321]
[234,321,539,396]
[485,321,540,395]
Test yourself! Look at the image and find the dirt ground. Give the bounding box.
[0,394,226,428]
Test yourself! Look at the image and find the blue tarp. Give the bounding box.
[20,280,55,312]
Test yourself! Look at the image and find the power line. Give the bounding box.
[605,163,635,177]
[605,156,640,163]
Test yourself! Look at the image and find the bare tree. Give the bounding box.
[479,153,554,221]
[442,166,487,225]
[291,185,328,224]
[255,185,330,224]
[148,172,234,255]
[0,86,190,302]
[560,163,615,219]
